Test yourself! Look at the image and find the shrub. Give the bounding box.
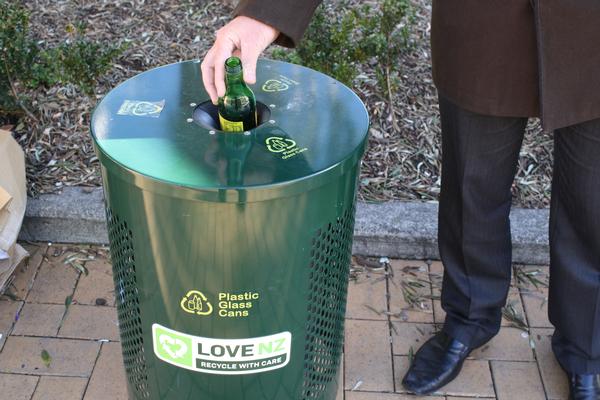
[0,0,126,118]
[273,0,415,93]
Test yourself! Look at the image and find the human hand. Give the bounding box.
[201,16,279,104]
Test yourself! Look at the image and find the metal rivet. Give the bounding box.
[209,130,216,135]
[186,118,193,123]
[243,131,251,136]
[269,104,276,108]
[269,119,276,124]
[190,102,197,107]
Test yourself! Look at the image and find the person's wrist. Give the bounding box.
[234,16,279,43]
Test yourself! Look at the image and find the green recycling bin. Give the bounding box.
[91,59,369,400]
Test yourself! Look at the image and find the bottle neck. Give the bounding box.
[225,71,244,87]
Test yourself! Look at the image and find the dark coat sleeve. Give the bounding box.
[233,0,322,48]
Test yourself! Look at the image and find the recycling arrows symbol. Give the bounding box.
[262,79,289,92]
[266,137,297,153]
[180,290,213,316]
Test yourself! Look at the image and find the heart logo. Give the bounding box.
[159,334,188,359]
[262,79,289,92]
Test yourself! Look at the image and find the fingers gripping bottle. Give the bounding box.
[218,56,258,132]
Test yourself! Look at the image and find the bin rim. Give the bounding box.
[94,137,366,203]
[91,59,370,202]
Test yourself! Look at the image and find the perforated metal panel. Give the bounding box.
[106,208,150,399]
[302,205,356,399]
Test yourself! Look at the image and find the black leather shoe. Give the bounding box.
[568,373,600,400]
[402,331,474,395]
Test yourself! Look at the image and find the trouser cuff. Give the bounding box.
[552,332,600,374]
[442,313,500,349]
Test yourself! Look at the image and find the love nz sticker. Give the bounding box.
[152,324,291,375]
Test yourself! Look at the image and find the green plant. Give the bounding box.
[0,0,126,119]
[49,23,126,96]
[273,0,415,129]
[273,1,363,86]
[359,0,414,94]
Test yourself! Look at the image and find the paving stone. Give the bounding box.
[27,252,79,304]
[515,265,550,330]
[447,398,494,400]
[531,328,570,400]
[345,320,393,392]
[346,268,387,320]
[492,361,545,400]
[73,259,115,306]
[470,327,535,361]
[336,356,343,400]
[12,303,65,337]
[388,260,433,323]
[0,372,39,400]
[9,243,46,301]
[429,262,445,325]
[432,300,445,325]
[439,359,495,397]
[32,376,88,400]
[345,392,435,399]
[521,287,551,328]
[0,336,100,377]
[514,265,550,289]
[84,342,128,400]
[428,262,443,293]
[394,356,495,397]
[390,322,435,356]
[0,300,22,351]
[59,304,119,341]
[502,288,527,327]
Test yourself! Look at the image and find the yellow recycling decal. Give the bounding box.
[180,290,213,316]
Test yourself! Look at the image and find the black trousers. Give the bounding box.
[438,95,600,374]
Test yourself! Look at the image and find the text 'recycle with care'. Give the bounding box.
[152,324,292,374]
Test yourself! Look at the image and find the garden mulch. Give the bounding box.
[4,0,552,208]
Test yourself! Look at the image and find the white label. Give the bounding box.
[152,324,291,375]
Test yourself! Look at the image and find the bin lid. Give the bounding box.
[91,59,369,195]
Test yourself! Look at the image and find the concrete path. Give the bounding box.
[19,187,551,265]
[0,243,564,399]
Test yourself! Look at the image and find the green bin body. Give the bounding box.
[91,59,369,400]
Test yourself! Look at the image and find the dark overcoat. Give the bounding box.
[235,0,600,131]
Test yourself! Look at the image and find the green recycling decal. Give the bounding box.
[154,325,194,368]
[266,137,296,153]
[117,100,165,118]
[266,137,308,160]
[261,74,300,92]
[152,324,292,375]
[262,79,289,92]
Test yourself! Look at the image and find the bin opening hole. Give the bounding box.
[193,101,271,131]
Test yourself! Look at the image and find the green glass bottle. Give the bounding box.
[218,57,257,132]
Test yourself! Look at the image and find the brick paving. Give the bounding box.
[0,244,567,399]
